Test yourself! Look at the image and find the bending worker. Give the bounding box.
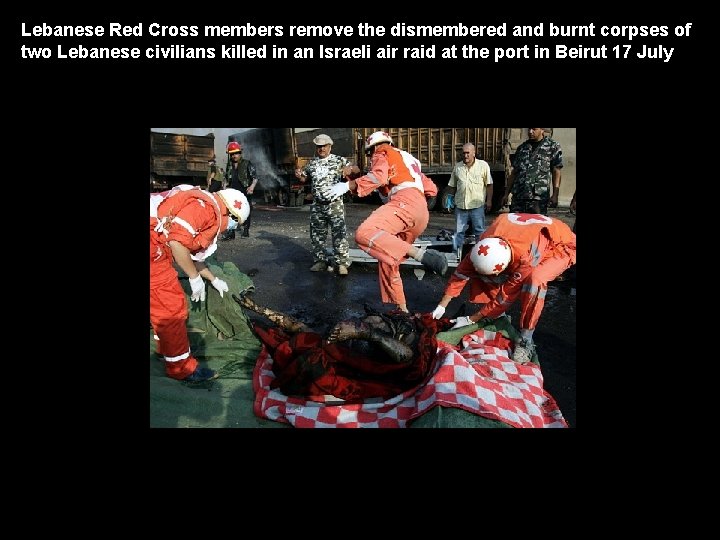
[324,130,447,313]
[431,212,576,363]
[150,185,250,382]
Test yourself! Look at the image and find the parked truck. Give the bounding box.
[229,128,539,211]
[150,130,216,191]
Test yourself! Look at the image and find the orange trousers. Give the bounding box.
[149,238,198,380]
[355,189,429,306]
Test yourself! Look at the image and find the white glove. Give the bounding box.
[189,274,206,303]
[431,305,446,319]
[327,182,350,200]
[211,277,229,298]
[450,316,473,329]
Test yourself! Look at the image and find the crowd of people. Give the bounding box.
[150,129,575,383]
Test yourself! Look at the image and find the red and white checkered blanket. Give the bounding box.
[253,328,567,428]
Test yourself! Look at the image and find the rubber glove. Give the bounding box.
[211,277,229,298]
[450,316,473,329]
[431,305,446,319]
[328,182,350,200]
[189,274,206,302]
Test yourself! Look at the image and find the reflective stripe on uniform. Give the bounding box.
[367,229,386,249]
[365,172,383,187]
[172,216,198,237]
[530,241,542,267]
[453,271,472,282]
[496,292,513,307]
[164,349,191,363]
[521,283,547,298]
[389,179,424,198]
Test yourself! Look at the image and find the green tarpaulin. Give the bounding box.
[150,260,527,428]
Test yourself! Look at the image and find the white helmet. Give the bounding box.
[470,237,512,275]
[365,131,393,152]
[216,189,250,225]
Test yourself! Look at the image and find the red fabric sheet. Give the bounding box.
[252,323,567,428]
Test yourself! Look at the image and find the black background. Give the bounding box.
[14,8,708,446]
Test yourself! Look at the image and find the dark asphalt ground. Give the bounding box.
[215,199,577,427]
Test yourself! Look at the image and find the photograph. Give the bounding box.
[149,127,577,428]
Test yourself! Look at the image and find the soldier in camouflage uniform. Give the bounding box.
[207,157,223,193]
[294,134,352,276]
[502,128,563,215]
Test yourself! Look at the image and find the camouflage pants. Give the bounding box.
[510,198,548,216]
[310,200,350,266]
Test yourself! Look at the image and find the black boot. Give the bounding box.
[420,249,448,276]
[221,230,236,241]
[241,227,249,238]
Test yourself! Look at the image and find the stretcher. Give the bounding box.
[348,237,461,268]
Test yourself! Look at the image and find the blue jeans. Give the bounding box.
[454,206,486,250]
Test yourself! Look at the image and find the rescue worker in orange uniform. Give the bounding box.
[324,131,448,313]
[150,185,250,382]
[431,213,576,363]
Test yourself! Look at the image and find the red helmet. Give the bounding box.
[227,141,242,154]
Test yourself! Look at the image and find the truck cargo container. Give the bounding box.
[229,128,567,211]
[150,131,215,191]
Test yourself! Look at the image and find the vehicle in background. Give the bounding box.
[150,131,215,191]
[228,128,540,211]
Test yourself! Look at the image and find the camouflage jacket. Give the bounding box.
[302,154,349,204]
[510,137,563,201]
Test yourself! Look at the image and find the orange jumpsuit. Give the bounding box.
[149,187,228,380]
[444,213,576,330]
[353,144,436,307]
